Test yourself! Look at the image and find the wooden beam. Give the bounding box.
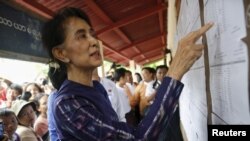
[102,42,130,61]
[49,0,67,10]
[84,0,143,58]
[96,4,166,35]
[17,0,54,18]
[52,0,80,11]
[132,46,163,59]
[84,1,130,43]
[118,32,165,52]
[157,0,167,45]
[138,55,164,65]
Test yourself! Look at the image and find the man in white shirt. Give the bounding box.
[92,69,127,122]
[114,68,139,126]
[125,70,136,95]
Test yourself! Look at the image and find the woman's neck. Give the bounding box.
[19,122,32,128]
[39,112,47,118]
[67,68,94,86]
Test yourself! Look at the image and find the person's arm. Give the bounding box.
[47,91,59,141]
[123,85,137,108]
[133,82,143,104]
[55,77,183,140]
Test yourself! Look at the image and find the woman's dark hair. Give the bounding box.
[0,108,16,118]
[135,72,142,83]
[156,65,168,72]
[153,65,168,90]
[42,7,92,89]
[24,82,43,93]
[142,67,156,74]
[125,70,132,75]
[113,68,127,82]
[8,83,23,95]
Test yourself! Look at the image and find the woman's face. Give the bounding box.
[156,68,167,82]
[18,105,36,127]
[142,69,154,82]
[26,84,40,96]
[38,95,48,115]
[6,89,20,101]
[125,72,133,84]
[1,114,18,138]
[59,17,102,69]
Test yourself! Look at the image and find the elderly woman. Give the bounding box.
[42,7,213,140]
[11,99,42,141]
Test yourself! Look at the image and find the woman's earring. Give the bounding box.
[63,58,70,63]
[49,61,60,69]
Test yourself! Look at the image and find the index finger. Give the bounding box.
[194,22,214,41]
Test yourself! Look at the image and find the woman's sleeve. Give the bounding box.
[55,76,184,140]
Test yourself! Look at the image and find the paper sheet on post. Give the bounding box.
[175,0,250,141]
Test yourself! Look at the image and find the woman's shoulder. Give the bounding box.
[16,125,33,134]
[16,125,39,140]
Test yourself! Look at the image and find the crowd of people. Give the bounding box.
[0,63,182,141]
[0,77,53,141]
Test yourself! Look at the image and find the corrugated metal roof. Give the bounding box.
[9,0,177,66]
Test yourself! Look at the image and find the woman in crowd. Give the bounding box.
[135,67,156,117]
[24,83,43,101]
[0,84,22,108]
[0,108,20,141]
[42,7,213,140]
[11,99,42,141]
[134,73,142,86]
[34,94,49,141]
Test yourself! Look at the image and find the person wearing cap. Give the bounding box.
[11,99,42,141]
